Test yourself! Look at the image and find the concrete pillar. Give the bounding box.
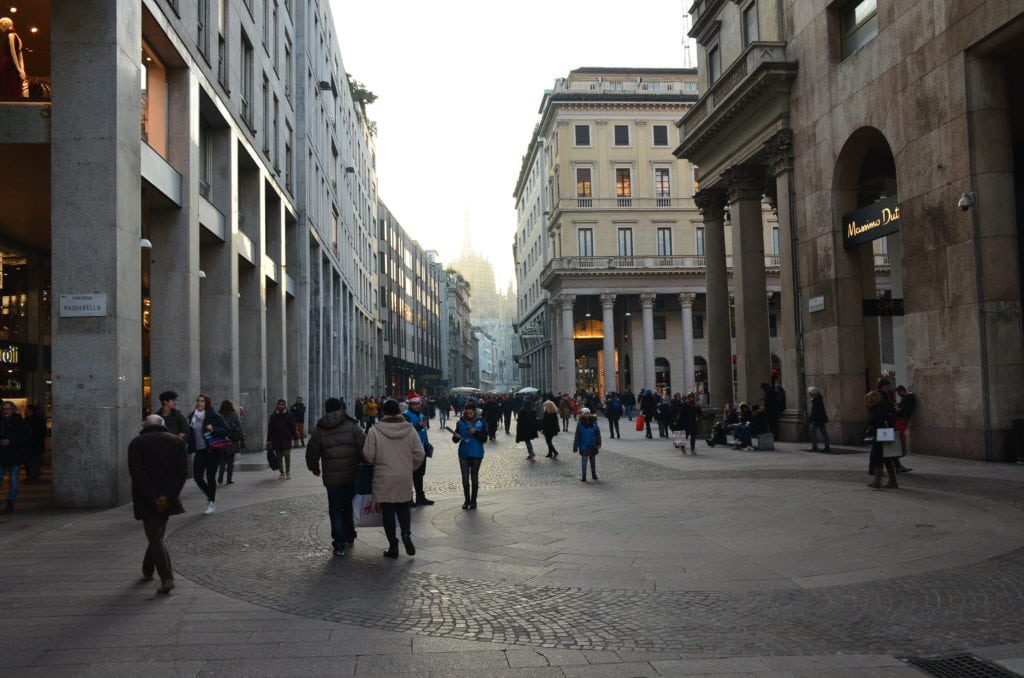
[559,295,576,395]
[50,0,142,507]
[640,293,657,391]
[679,293,696,395]
[726,165,772,405]
[694,188,732,406]
[766,131,801,439]
[600,294,617,394]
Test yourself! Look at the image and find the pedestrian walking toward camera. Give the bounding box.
[217,400,243,485]
[267,399,297,479]
[452,401,487,509]
[865,390,898,489]
[306,398,365,557]
[128,414,188,594]
[541,400,560,458]
[574,408,602,482]
[362,399,424,558]
[290,396,306,446]
[516,399,539,460]
[805,387,831,452]
[189,395,230,515]
[639,388,657,439]
[0,401,28,513]
[681,392,702,454]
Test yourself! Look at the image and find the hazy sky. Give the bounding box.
[332,1,692,293]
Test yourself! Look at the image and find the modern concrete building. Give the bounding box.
[518,67,784,402]
[376,202,443,398]
[444,269,475,389]
[676,0,1024,458]
[0,0,380,507]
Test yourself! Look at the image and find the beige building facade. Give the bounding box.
[677,0,1024,458]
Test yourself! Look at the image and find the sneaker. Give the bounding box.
[896,467,913,473]
[333,547,346,557]
[744,446,754,451]
[203,501,216,515]
[157,579,175,594]
[286,472,292,479]
[279,472,285,479]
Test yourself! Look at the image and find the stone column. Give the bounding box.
[766,130,801,439]
[50,0,142,507]
[640,293,657,390]
[726,165,772,405]
[559,295,576,395]
[600,294,617,393]
[694,188,732,406]
[548,300,560,391]
[678,293,696,394]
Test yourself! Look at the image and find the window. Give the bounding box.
[217,1,229,90]
[575,167,592,207]
[772,226,780,255]
[618,228,633,256]
[616,168,632,207]
[199,119,212,199]
[614,124,629,146]
[653,316,667,340]
[657,228,672,256]
[708,45,721,84]
[574,124,590,146]
[578,228,594,257]
[695,226,705,256]
[261,74,270,154]
[840,0,878,58]
[241,33,254,126]
[769,313,778,338]
[141,42,169,157]
[653,125,669,146]
[693,314,704,339]
[197,0,210,57]
[284,123,292,192]
[284,35,292,101]
[742,3,759,47]
[273,96,280,166]
[655,168,671,206]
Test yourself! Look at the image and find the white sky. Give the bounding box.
[332,1,692,293]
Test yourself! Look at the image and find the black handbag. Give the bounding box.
[266,446,279,471]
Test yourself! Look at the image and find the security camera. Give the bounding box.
[957,192,975,211]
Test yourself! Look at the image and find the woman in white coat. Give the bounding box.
[363,399,425,558]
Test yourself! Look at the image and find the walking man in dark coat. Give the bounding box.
[305,398,365,557]
[128,414,188,594]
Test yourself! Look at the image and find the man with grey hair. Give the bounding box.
[128,414,188,594]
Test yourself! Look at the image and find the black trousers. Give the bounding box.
[193,451,220,502]
[607,417,620,438]
[413,457,429,501]
[142,515,173,582]
[380,502,411,546]
[459,456,482,502]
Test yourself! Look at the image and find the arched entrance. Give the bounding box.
[834,127,904,392]
[574,318,604,394]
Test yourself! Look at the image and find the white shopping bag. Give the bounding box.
[352,493,383,527]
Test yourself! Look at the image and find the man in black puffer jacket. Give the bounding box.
[305,398,366,557]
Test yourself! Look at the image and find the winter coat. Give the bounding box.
[558,398,572,419]
[128,424,188,520]
[639,391,657,417]
[541,411,560,438]
[160,407,190,439]
[453,416,487,458]
[0,413,29,466]
[266,410,297,451]
[221,410,244,452]
[515,405,539,442]
[188,409,230,454]
[362,415,425,503]
[808,393,828,424]
[573,418,602,455]
[668,399,685,430]
[305,411,366,487]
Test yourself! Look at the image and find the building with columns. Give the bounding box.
[677,1,1024,458]
[0,0,383,507]
[519,67,785,403]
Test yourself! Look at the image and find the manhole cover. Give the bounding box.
[902,654,1020,678]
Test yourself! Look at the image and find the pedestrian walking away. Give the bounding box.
[805,387,831,452]
[217,400,244,485]
[515,399,539,459]
[573,408,602,481]
[306,398,365,557]
[403,391,435,506]
[604,392,622,439]
[451,401,487,509]
[362,399,425,559]
[128,414,188,594]
[541,400,560,458]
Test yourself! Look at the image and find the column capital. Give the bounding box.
[724,165,766,203]
[640,293,657,308]
[693,187,727,221]
[557,294,576,310]
[765,129,794,177]
[600,293,617,309]
[678,292,697,308]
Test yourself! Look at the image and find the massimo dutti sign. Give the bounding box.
[842,195,900,248]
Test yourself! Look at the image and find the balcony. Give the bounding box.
[541,254,783,286]
[560,196,686,212]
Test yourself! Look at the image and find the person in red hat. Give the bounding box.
[403,392,435,506]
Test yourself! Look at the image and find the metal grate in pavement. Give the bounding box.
[901,654,1021,678]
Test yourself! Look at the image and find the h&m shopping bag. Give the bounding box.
[352,493,383,528]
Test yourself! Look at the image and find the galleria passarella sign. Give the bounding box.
[843,195,900,248]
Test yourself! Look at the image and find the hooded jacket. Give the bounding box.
[362,415,425,503]
[305,410,366,486]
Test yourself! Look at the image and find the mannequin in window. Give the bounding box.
[0,17,25,98]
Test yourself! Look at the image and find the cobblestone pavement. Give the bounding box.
[170,431,1024,658]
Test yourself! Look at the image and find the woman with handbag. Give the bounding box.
[188,395,230,515]
[865,390,898,489]
[217,400,244,485]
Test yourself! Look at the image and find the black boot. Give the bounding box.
[383,540,399,558]
[402,533,416,556]
[4,500,12,514]
[462,492,470,510]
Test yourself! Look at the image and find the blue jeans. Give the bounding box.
[625,405,634,420]
[524,439,534,457]
[734,424,753,446]
[325,483,356,549]
[580,453,596,478]
[1,465,18,502]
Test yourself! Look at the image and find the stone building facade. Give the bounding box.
[677,0,1024,458]
[0,0,381,506]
